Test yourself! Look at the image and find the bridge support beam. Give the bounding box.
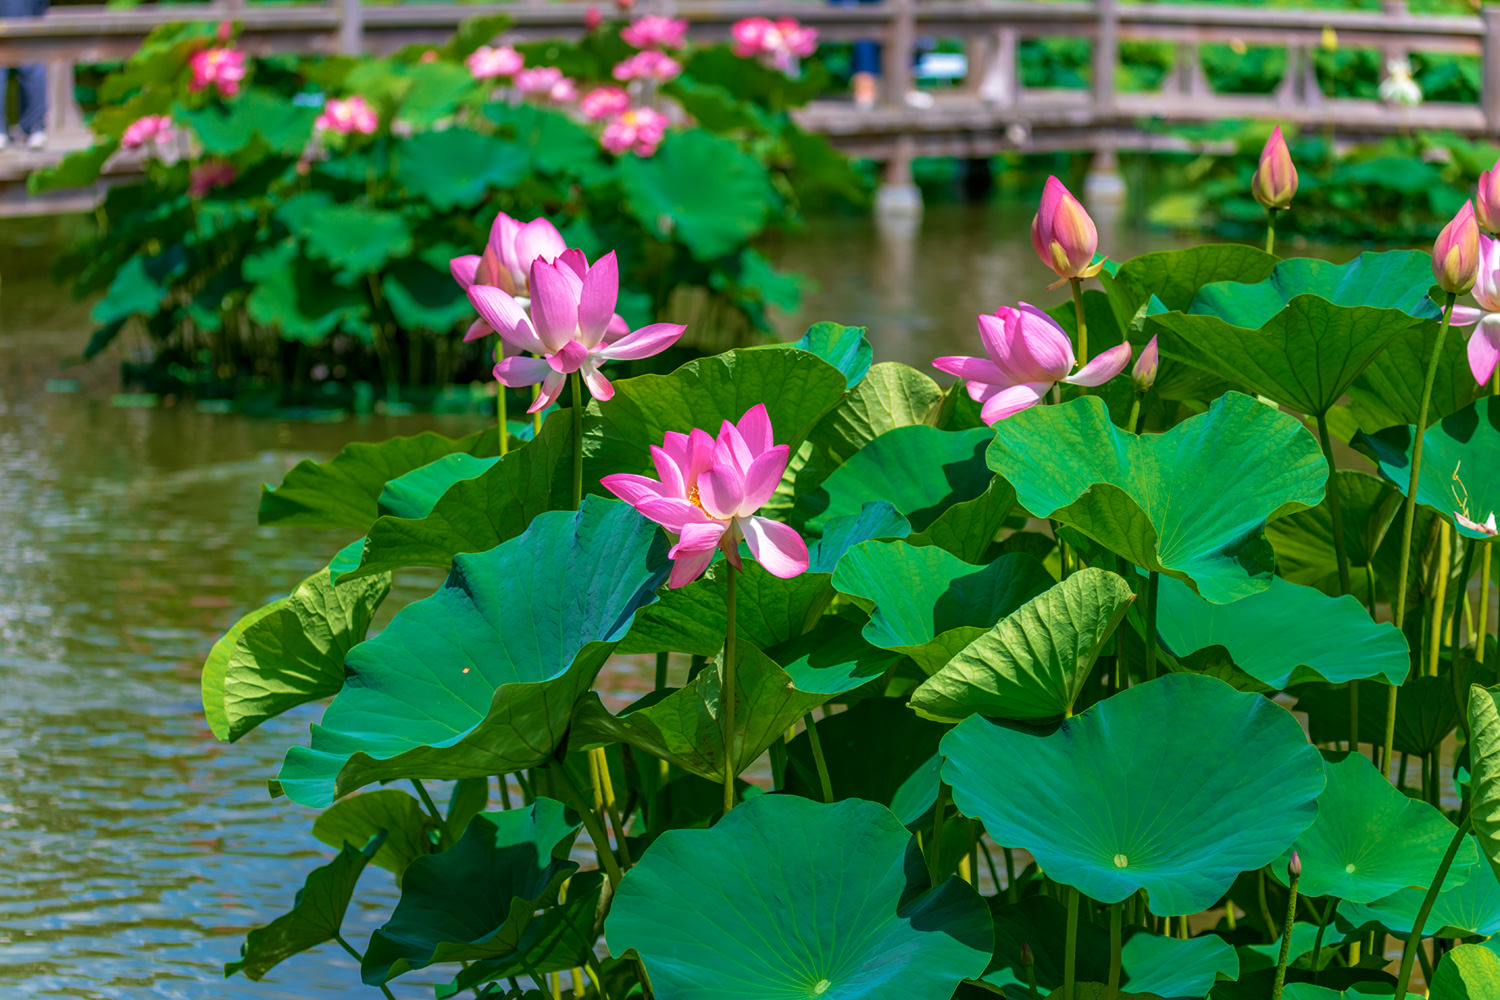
[876,135,922,217]
[1084,148,1126,207]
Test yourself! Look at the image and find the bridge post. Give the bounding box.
[1485,8,1500,137]
[1092,0,1118,115]
[337,0,364,55]
[876,0,921,216]
[44,60,83,136]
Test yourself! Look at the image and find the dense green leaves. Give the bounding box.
[1358,396,1500,538]
[617,130,775,260]
[311,789,434,883]
[607,795,993,999]
[1340,838,1500,937]
[794,322,873,388]
[1431,945,1500,1000]
[943,674,1324,914]
[988,392,1326,603]
[1468,684,1500,884]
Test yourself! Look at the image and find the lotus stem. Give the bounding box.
[1310,899,1338,983]
[550,972,563,999]
[804,712,833,803]
[1005,847,1018,903]
[1064,886,1080,1000]
[1022,940,1041,999]
[1394,816,1472,1000]
[1385,292,1458,776]
[570,371,585,509]
[334,935,398,1000]
[585,955,613,1000]
[410,778,446,838]
[1271,857,1300,1000]
[533,384,544,437]
[555,764,624,888]
[654,651,669,689]
[1430,522,1452,678]
[1265,208,1278,257]
[1107,903,1123,1000]
[1069,277,1089,365]
[1314,412,1352,597]
[591,747,632,867]
[722,565,739,815]
[1127,393,1143,436]
[929,785,947,882]
[1480,544,1493,665]
[497,351,509,458]
[1144,571,1161,681]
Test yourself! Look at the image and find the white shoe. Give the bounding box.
[25,131,45,150]
[905,91,935,110]
[0,133,9,151]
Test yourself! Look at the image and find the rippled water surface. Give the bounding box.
[0,202,1191,997]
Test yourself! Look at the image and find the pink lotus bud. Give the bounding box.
[616,0,634,10]
[1478,161,1500,234]
[1434,201,1481,295]
[1288,850,1302,879]
[216,20,233,42]
[1251,127,1298,211]
[1031,176,1100,282]
[1132,335,1158,393]
[583,4,603,31]
[1020,942,1035,967]
[419,49,438,64]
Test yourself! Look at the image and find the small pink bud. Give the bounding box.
[419,49,438,63]
[1030,176,1100,282]
[1020,941,1035,967]
[216,20,233,42]
[1251,127,1298,211]
[1132,335,1159,393]
[1434,201,1481,295]
[583,4,603,31]
[1288,850,1302,878]
[1478,161,1500,234]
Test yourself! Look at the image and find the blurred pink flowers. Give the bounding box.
[120,115,175,150]
[602,404,810,588]
[601,107,668,157]
[315,96,378,135]
[1449,233,1500,384]
[581,86,632,121]
[515,66,578,103]
[188,47,247,97]
[467,44,524,80]
[731,17,818,71]
[933,303,1132,422]
[620,16,688,50]
[612,50,682,83]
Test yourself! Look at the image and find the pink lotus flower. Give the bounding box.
[451,212,567,341]
[933,303,1133,422]
[602,404,809,588]
[620,15,688,50]
[1479,161,1500,235]
[1251,126,1298,211]
[601,107,668,157]
[1435,201,1481,296]
[584,5,603,31]
[1457,509,1498,536]
[515,66,578,103]
[188,47,247,97]
[467,45,524,80]
[188,160,237,197]
[731,17,818,71]
[612,50,681,83]
[469,249,685,411]
[1031,176,1102,284]
[580,85,631,121]
[1132,335,1159,392]
[315,95,378,135]
[1449,232,1500,384]
[120,115,175,150]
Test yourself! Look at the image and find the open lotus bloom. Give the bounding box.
[450,213,567,341]
[933,303,1132,423]
[315,96,378,136]
[1450,233,1500,384]
[188,47,247,97]
[120,115,175,150]
[1031,176,1103,284]
[602,404,810,588]
[469,249,685,411]
[620,15,688,50]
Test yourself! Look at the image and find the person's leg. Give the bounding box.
[849,0,882,108]
[17,61,45,140]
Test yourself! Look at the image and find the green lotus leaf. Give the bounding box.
[807,502,912,573]
[1358,397,1500,539]
[795,321,872,388]
[276,497,668,807]
[244,239,371,345]
[1149,251,1439,416]
[259,427,496,531]
[1106,245,1279,316]
[381,257,479,335]
[439,872,606,995]
[943,673,1324,914]
[1347,315,1483,432]
[1295,674,1462,759]
[987,392,1326,604]
[981,896,1109,992]
[362,800,579,985]
[1431,944,1500,1000]
[1267,471,1405,603]
[833,540,1055,674]
[912,568,1136,722]
[784,697,949,826]
[378,453,499,520]
[764,614,905,695]
[606,795,993,999]
[1272,753,1477,902]
[1280,985,1396,1000]
[1340,836,1500,938]
[178,88,318,156]
[394,130,527,211]
[799,362,944,488]
[201,565,390,742]
[1119,932,1240,999]
[225,832,384,980]
[277,191,414,282]
[1469,684,1500,883]
[1154,574,1409,689]
[311,789,434,884]
[483,102,601,175]
[912,476,1018,563]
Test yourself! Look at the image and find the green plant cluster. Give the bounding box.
[202,222,1500,998]
[33,17,863,406]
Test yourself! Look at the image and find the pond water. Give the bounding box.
[0,201,1219,998]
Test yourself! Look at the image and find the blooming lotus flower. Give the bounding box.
[601,107,669,157]
[188,160,237,197]
[1132,335,1159,393]
[1448,233,1500,384]
[1435,201,1481,296]
[469,249,685,410]
[731,17,818,71]
[612,50,682,83]
[188,47,247,97]
[620,15,688,50]
[602,404,809,588]
[120,115,175,150]
[1251,126,1298,211]
[933,303,1133,422]
[1031,176,1102,283]
[1457,509,1498,536]
[515,66,577,103]
[451,212,567,340]
[315,96,378,135]
[467,45,524,80]
[580,86,631,121]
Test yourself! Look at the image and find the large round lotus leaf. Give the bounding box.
[911,568,1136,721]
[1340,837,1500,938]
[378,453,499,519]
[1358,397,1500,540]
[1154,574,1409,688]
[1346,313,1484,432]
[942,673,1324,914]
[1272,753,1477,903]
[1468,684,1500,883]
[1266,470,1405,605]
[987,392,1326,604]
[832,540,1055,674]
[606,795,993,999]
[1294,673,1462,759]
[310,789,433,884]
[1119,932,1240,999]
[1431,944,1500,1000]
[275,497,669,807]
[1148,251,1439,416]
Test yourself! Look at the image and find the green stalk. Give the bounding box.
[804,713,834,803]
[1271,861,1301,1000]
[1064,886,1080,1000]
[1004,847,1018,903]
[1394,816,1472,1000]
[533,384,544,437]
[1070,277,1089,365]
[570,371,584,509]
[1429,522,1453,678]
[1145,571,1161,681]
[1126,393,1143,436]
[1310,899,1338,984]
[722,565,739,814]
[334,935,397,1000]
[1107,902,1123,1000]
[1314,412,1352,596]
[1385,292,1458,775]
[1480,543,1493,665]
[1265,208,1278,257]
[654,651,669,690]
[497,349,509,458]
[411,778,447,842]
[555,764,624,888]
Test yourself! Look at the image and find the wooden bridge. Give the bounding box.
[0,0,1495,216]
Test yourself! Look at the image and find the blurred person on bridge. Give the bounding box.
[0,0,48,150]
